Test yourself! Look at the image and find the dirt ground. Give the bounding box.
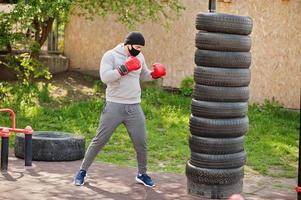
[47,71,102,100]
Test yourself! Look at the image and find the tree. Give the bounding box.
[1,0,184,56]
[0,0,184,84]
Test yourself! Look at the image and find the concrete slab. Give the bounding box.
[0,153,297,200]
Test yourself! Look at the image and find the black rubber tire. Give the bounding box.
[189,115,249,138]
[189,135,245,154]
[196,12,253,35]
[191,99,248,118]
[195,49,251,68]
[186,161,244,185]
[195,31,251,52]
[190,151,246,169]
[194,66,251,87]
[187,178,243,199]
[15,131,85,161]
[193,85,249,102]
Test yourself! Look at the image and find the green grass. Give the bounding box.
[0,76,299,177]
[246,101,300,177]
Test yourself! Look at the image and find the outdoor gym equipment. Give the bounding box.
[186,0,252,198]
[0,109,32,172]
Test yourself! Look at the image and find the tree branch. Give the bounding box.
[33,17,40,43]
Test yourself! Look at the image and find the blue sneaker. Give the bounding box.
[74,169,86,186]
[135,174,155,187]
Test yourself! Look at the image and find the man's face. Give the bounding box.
[128,44,143,51]
[126,44,144,57]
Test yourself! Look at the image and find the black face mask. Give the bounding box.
[128,45,140,56]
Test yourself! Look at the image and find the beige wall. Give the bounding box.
[64,0,301,109]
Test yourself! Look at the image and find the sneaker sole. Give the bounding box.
[135,177,155,188]
[74,181,85,186]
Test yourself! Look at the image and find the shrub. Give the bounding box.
[180,76,194,96]
[0,53,52,86]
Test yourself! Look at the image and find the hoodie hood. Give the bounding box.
[112,43,144,60]
[112,43,127,56]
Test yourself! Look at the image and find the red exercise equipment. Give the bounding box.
[0,109,33,172]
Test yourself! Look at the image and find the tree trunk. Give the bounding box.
[33,17,41,45]
[31,17,41,59]
[31,17,54,59]
[39,17,54,47]
[6,43,12,54]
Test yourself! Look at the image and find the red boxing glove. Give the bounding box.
[118,56,141,76]
[151,63,166,79]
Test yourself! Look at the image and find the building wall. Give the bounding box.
[64,0,301,109]
[0,4,14,13]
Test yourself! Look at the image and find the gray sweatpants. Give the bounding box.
[80,101,147,174]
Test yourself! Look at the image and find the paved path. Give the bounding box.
[0,154,297,200]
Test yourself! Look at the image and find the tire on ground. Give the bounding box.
[194,66,251,87]
[196,12,253,35]
[195,31,251,52]
[186,161,244,185]
[195,49,251,68]
[15,131,85,161]
[189,115,249,138]
[189,135,244,154]
[187,178,243,199]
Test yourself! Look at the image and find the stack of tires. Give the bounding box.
[186,12,253,199]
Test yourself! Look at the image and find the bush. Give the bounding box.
[180,76,194,96]
[0,82,12,100]
[0,53,52,86]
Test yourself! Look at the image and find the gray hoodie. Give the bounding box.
[99,43,154,104]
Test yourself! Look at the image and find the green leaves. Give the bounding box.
[180,76,194,96]
[72,0,184,28]
[0,82,12,100]
[1,0,184,51]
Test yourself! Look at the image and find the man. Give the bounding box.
[74,32,166,188]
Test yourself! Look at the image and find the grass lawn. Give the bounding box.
[0,72,299,178]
